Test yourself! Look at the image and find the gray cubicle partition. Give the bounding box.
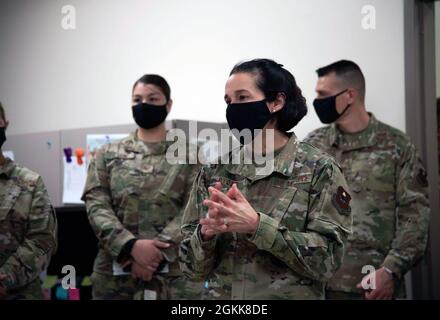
[60,120,173,156]
[173,119,229,163]
[3,120,224,207]
[3,130,62,207]
[173,119,228,139]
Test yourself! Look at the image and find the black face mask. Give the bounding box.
[226,99,273,145]
[313,89,351,124]
[132,102,168,129]
[0,127,6,149]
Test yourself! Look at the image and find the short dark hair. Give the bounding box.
[0,102,5,122]
[132,74,171,102]
[316,60,366,101]
[230,58,307,132]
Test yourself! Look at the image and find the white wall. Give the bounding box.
[0,0,406,139]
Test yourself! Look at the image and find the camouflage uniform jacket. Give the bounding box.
[82,131,199,277]
[0,158,57,299]
[179,134,353,299]
[304,114,430,294]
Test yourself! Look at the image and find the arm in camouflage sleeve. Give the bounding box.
[248,159,352,282]
[157,163,202,263]
[179,166,217,281]
[156,142,203,245]
[82,148,136,260]
[382,143,430,277]
[0,177,57,290]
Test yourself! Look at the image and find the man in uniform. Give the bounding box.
[304,60,430,299]
[0,102,57,300]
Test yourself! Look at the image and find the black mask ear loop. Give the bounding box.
[336,89,352,118]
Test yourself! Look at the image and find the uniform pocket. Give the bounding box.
[0,184,21,221]
[348,151,395,195]
[154,165,184,207]
[269,183,298,221]
[109,154,153,197]
[118,187,140,235]
[0,184,23,264]
[269,176,312,232]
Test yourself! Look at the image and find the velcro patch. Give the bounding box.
[332,186,352,216]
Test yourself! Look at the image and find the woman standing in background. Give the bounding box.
[82,75,202,300]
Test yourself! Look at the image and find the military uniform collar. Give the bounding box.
[123,130,172,155]
[225,133,298,181]
[0,157,16,178]
[329,113,379,151]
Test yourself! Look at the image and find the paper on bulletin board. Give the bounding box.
[2,150,15,160]
[86,134,129,165]
[62,156,87,204]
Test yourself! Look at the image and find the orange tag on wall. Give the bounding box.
[75,148,84,165]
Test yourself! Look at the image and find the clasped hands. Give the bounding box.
[122,239,170,282]
[199,182,260,241]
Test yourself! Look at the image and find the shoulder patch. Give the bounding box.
[332,186,352,216]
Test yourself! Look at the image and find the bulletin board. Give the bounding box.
[3,120,220,207]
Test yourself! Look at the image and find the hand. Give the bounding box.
[131,261,154,281]
[200,224,216,241]
[356,267,395,300]
[0,274,7,300]
[200,183,260,236]
[200,182,224,241]
[130,239,169,270]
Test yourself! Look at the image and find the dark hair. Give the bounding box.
[316,60,366,101]
[132,74,171,102]
[230,58,307,132]
[0,102,5,122]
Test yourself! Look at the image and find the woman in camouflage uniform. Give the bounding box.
[82,75,201,300]
[180,59,353,299]
[0,102,57,300]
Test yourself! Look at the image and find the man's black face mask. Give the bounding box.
[313,89,351,124]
